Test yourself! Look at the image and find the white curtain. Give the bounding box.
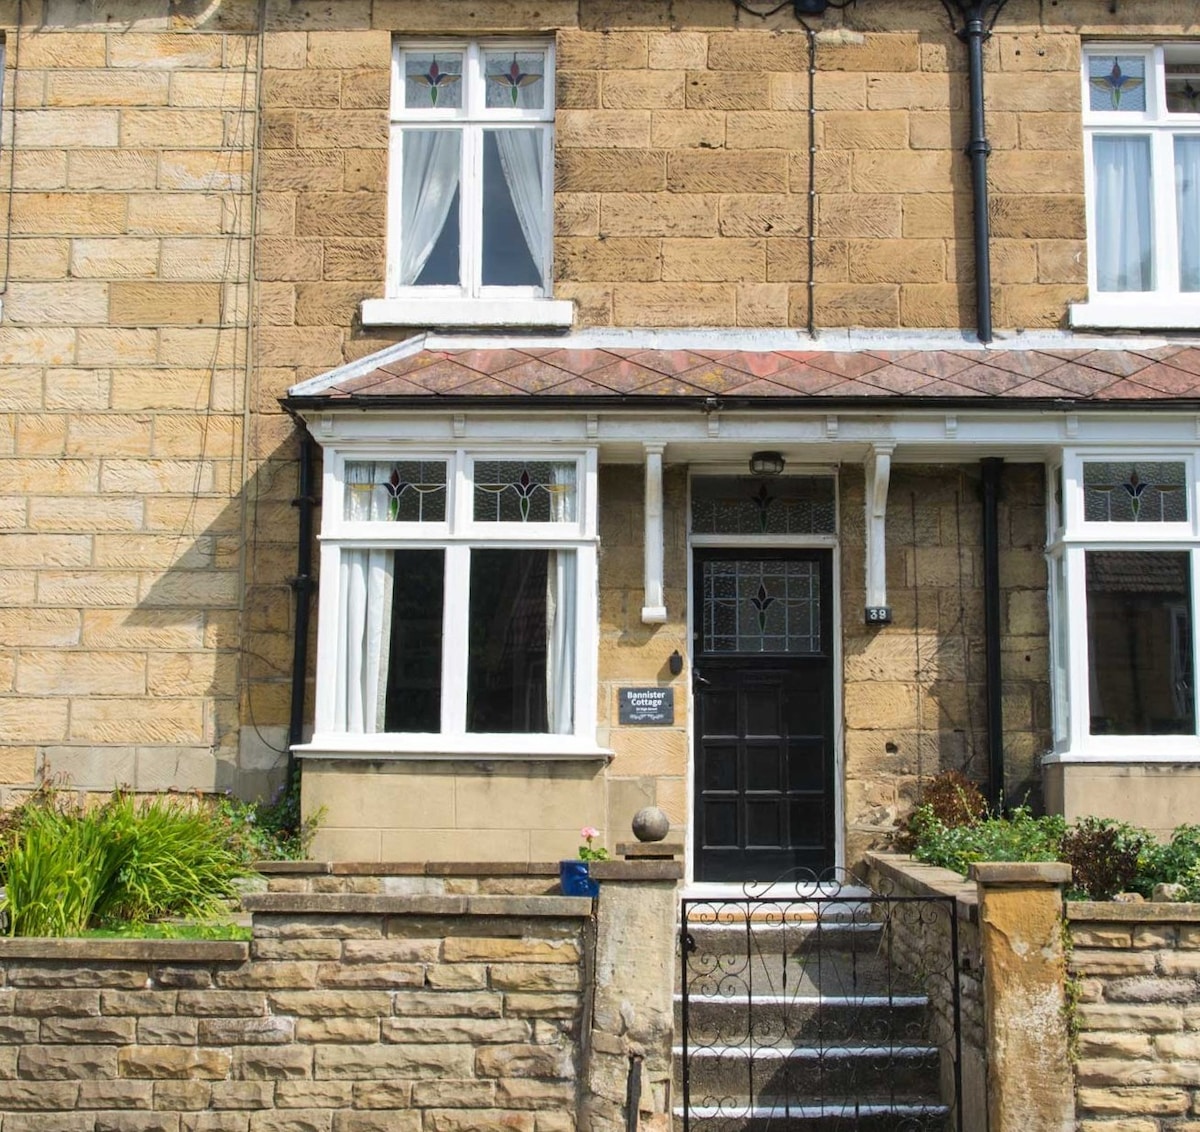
[345,461,382,521]
[1177,137,1200,292]
[495,129,547,286]
[1093,135,1154,292]
[400,130,460,286]
[335,549,394,733]
[546,550,576,735]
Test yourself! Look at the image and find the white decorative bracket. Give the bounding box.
[641,443,668,624]
[864,443,895,625]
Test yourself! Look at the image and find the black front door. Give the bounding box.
[693,549,835,882]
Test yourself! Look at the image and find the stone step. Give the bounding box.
[675,992,931,1045]
[673,1041,942,1100]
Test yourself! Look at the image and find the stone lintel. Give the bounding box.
[1067,901,1200,922]
[0,939,248,962]
[970,861,1072,886]
[242,892,593,917]
[588,860,683,881]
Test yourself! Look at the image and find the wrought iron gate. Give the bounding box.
[679,871,963,1131]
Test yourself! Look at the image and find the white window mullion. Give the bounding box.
[442,543,471,737]
[573,546,598,741]
[1152,128,1181,292]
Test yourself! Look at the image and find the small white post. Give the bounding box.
[642,443,667,624]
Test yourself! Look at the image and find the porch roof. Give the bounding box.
[285,331,1200,410]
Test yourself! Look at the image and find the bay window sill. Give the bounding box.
[295,733,613,762]
[1070,296,1200,331]
[361,296,574,330]
[1044,742,1200,765]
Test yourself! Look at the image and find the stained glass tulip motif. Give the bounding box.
[751,482,774,534]
[410,58,460,106]
[384,468,409,521]
[750,582,776,633]
[1122,469,1148,518]
[1091,58,1144,110]
[1175,81,1200,113]
[488,55,542,106]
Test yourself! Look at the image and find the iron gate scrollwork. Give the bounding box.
[679,869,963,1131]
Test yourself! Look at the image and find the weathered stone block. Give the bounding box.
[118,1046,232,1080]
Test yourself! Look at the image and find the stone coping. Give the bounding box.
[589,860,682,881]
[242,893,593,917]
[0,939,248,961]
[616,842,683,859]
[1067,901,1200,922]
[970,861,1073,885]
[253,860,561,876]
[865,852,979,922]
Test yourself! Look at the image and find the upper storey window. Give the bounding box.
[362,40,572,329]
[1072,44,1200,329]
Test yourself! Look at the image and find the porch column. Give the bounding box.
[864,443,895,624]
[642,443,667,624]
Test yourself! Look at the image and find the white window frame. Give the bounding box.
[306,446,603,759]
[1047,447,1200,763]
[362,39,573,330]
[1072,42,1200,330]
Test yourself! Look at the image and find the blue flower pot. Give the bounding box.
[559,859,599,897]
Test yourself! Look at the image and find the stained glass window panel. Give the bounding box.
[702,560,821,655]
[344,460,447,522]
[404,52,463,109]
[1082,461,1188,523]
[484,50,546,109]
[473,460,577,523]
[1088,54,1147,113]
[691,477,836,536]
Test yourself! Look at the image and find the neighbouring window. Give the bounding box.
[1075,44,1200,327]
[315,450,596,751]
[389,40,554,299]
[1048,451,1200,758]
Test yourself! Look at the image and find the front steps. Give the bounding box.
[673,905,953,1131]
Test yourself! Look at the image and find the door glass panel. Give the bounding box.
[702,560,821,654]
[691,476,836,535]
[1086,550,1194,735]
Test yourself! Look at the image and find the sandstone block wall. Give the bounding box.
[0,896,589,1132]
[841,464,1050,866]
[1071,904,1200,1130]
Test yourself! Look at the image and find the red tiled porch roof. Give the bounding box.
[287,344,1200,407]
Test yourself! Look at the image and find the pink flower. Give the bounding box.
[580,826,599,841]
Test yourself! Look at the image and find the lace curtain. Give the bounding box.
[1094,135,1153,292]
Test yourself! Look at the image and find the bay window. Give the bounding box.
[1048,451,1200,760]
[1073,43,1200,329]
[310,449,599,756]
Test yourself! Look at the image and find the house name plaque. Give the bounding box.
[618,687,674,726]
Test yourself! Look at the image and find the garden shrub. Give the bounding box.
[1137,825,1200,900]
[895,769,988,851]
[1059,817,1148,901]
[908,804,1067,876]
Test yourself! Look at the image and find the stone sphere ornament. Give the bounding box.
[631,806,670,843]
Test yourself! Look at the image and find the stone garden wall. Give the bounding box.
[0,861,680,1132]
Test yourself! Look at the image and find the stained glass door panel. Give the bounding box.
[693,550,835,881]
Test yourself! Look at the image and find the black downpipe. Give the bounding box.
[288,428,318,769]
[960,12,994,344]
[981,458,1004,811]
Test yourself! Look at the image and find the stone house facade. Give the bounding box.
[1,0,1199,876]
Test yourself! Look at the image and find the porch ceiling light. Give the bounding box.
[749,451,786,477]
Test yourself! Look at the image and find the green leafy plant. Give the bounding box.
[910,805,1067,876]
[214,768,322,862]
[1136,824,1200,900]
[578,826,610,863]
